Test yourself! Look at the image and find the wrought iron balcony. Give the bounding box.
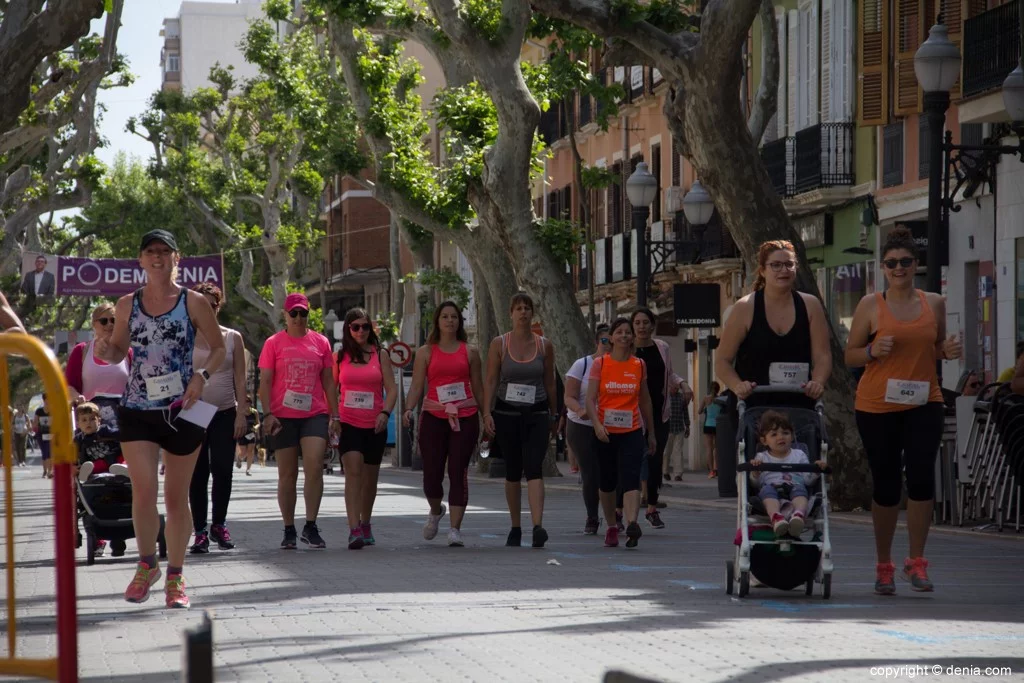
[963,0,1020,99]
[793,122,855,195]
[761,136,795,197]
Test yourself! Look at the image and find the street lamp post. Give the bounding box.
[915,20,962,295]
[626,164,715,307]
[626,162,658,307]
[322,308,339,347]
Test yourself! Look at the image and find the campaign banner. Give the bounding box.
[56,255,224,297]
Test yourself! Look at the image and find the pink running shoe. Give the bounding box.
[124,562,161,603]
[165,575,190,609]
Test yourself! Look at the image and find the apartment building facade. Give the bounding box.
[160,0,265,94]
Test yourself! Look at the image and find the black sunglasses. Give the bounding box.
[349,323,372,332]
[288,309,310,318]
[599,337,610,345]
[95,317,115,326]
[883,257,916,269]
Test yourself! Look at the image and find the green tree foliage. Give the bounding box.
[127,6,363,328]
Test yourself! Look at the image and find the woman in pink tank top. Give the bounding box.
[403,302,483,547]
[66,303,132,432]
[334,307,398,549]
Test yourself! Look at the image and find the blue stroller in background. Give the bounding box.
[726,386,834,599]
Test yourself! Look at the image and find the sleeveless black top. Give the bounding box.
[732,289,815,409]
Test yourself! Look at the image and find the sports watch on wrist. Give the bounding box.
[196,368,210,383]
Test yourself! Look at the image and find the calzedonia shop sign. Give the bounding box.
[674,283,721,328]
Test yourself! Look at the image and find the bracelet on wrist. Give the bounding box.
[380,410,391,417]
[865,343,874,361]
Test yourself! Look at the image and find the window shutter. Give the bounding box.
[944,0,963,100]
[893,0,922,116]
[564,186,572,220]
[776,8,788,139]
[808,0,820,126]
[821,0,833,122]
[838,0,854,120]
[857,0,889,125]
[671,148,681,187]
[652,144,662,223]
[787,9,799,133]
[798,7,809,128]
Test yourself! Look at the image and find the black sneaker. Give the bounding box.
[281,526,297,550]
[531,525,548,548]
[646,510,665,529]
[301,523,326,549]
[190,530,210,554]
[584,517,600,535]
[210,524,235,550]
[505,527,522,547]
[625,522,643,549]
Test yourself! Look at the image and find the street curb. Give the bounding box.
[383,466,1024,542]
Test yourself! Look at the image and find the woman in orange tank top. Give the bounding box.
[845,227,962,596]
[585,318,656,549]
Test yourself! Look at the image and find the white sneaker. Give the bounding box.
[422,503,446,540]
[448,528,464,547]
[109,463,129,477]
[78,461,94,482]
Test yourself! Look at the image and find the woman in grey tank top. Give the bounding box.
[483,293,558,548]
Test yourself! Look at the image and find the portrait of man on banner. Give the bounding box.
[20,253,57,298]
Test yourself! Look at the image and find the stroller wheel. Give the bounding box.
[85,532,96,566]
[822,573,832,600]
[725,561,735,595]
[75,531,83,549]
[805,580,814,596]
[111,539,127,557]
[158,515,168,559]
[738,570,750,598]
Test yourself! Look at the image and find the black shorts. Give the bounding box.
[703,425,717,435]
[271,414,329,451]
[338,423,388,465]
[236,432,257,447]
[117,406,207,456]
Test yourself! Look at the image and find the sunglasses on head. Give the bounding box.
[883,257,916,269]
[288,309,309,318]
[349,323,372,332]
[95,317,115,326]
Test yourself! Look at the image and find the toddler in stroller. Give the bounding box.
[74,402,167,565]
[750,410,826,538]
[726,387,834,599]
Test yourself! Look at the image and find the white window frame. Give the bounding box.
[167,53,180,73]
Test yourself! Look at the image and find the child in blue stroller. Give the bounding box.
[726,387,834,599]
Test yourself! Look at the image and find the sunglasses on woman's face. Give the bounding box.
[349,323,371,332]
[599,337,610,345]
[767,261,797,272]
[288,309,309,318]
[883,257,916,269]
[95,317,115,326]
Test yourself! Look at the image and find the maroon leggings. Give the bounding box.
[419,412,480,507]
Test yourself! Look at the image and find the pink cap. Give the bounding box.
[284,293,309,311]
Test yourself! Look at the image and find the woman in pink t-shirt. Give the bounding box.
[258,293,341,550]
[66,302,132,432]
[333,307,398,550]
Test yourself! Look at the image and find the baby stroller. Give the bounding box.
[76,474,166,566]
[725,386,834,599]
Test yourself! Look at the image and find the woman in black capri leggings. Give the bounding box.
[483,293,557,548]
[846,227,962,595]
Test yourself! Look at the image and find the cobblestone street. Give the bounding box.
[3,455,1024,682]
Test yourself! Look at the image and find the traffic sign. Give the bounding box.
[388,341,413,367]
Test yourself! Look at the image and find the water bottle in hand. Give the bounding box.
[479,438,491,459]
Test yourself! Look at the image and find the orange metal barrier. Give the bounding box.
[0,333,78,682]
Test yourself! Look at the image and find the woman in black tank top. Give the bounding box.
[712,240,832,494]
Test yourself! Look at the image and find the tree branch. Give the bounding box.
[747,0,779,143]
[698,0,761,79]
[0,0,106,135]
[528,0,695,79]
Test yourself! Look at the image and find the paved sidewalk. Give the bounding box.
[2,453,1024,682]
